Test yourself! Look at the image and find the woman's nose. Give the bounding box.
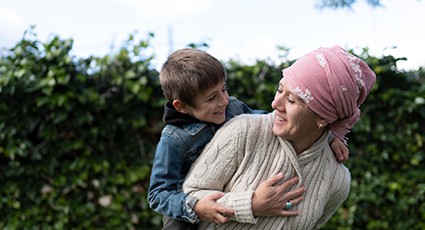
[271,93,284,111]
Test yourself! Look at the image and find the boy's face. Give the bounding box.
[187,80,229,125]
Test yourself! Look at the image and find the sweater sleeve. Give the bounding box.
[313,163,351,229]
[182,116,258,224]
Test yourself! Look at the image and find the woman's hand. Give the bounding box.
[193,193,235,224]
[252,173,306,217]
[331,138,349,163]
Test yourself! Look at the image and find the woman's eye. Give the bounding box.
[276,88,283,93]
[287,98,295,104]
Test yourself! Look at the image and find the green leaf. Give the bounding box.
[125,70,137,79]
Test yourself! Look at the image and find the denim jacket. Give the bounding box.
[147,97,268,223]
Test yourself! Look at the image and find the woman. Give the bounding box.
[182,46,376,229]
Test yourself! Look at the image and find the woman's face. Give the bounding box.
[271,78,325,143]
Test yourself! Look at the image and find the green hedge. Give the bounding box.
[1,29,424,229]
[0,29,165,229]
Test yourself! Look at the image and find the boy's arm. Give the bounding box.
[328,133,349,163]
[148,131,235,225]
[147,134,200,223]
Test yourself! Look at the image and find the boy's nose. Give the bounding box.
[219,92,229,107]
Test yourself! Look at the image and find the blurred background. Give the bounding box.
[1,0,424,229]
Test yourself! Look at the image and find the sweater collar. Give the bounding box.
[277,126,329,187]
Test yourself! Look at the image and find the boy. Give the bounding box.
[147,48,348,229]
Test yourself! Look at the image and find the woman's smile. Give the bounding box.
[275,115,287,122]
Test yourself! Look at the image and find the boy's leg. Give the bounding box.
[162,216,198,230]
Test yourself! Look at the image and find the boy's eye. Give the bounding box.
[207,96,215,101]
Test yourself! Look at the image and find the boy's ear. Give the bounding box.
[172,100,189,114]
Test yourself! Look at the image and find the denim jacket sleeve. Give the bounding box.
[147,130,200,223]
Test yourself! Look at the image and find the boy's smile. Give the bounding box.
[213,109,225,115]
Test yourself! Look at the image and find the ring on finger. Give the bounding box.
[284,201,292,210]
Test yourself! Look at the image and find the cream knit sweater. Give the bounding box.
[182,113,351,230]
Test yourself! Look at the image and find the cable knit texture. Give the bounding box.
[182,113,351,230]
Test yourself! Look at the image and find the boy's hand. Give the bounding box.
[252,173,306,217]
[331,138,349,163]
[193,193,235,224]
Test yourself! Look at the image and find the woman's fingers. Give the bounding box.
[252,173,306,217]
[280,210,300,216]
[285,192,304,207]
[275,188,306,216]
[263,172,285,186]
[274,195,304,217]
[281,186,306,201]
[279,176,300,190]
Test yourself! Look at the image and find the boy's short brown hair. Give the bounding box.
[159,48,227,108]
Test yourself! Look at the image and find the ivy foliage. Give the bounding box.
[1,29,424,229]
[0,29,165,229]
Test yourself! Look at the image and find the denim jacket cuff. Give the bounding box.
[182,195,200,224]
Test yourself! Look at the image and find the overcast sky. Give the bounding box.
[1,0,424,71]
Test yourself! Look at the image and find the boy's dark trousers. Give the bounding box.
[162,216,198,230]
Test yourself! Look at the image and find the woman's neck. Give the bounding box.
[292,130,325,155]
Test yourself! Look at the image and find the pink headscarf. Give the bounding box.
[283,45,376,144]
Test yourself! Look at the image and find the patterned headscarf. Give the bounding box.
[283,45,376,144]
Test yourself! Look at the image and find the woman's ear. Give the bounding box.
[317,118,329,129]
[172,100,188,114]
